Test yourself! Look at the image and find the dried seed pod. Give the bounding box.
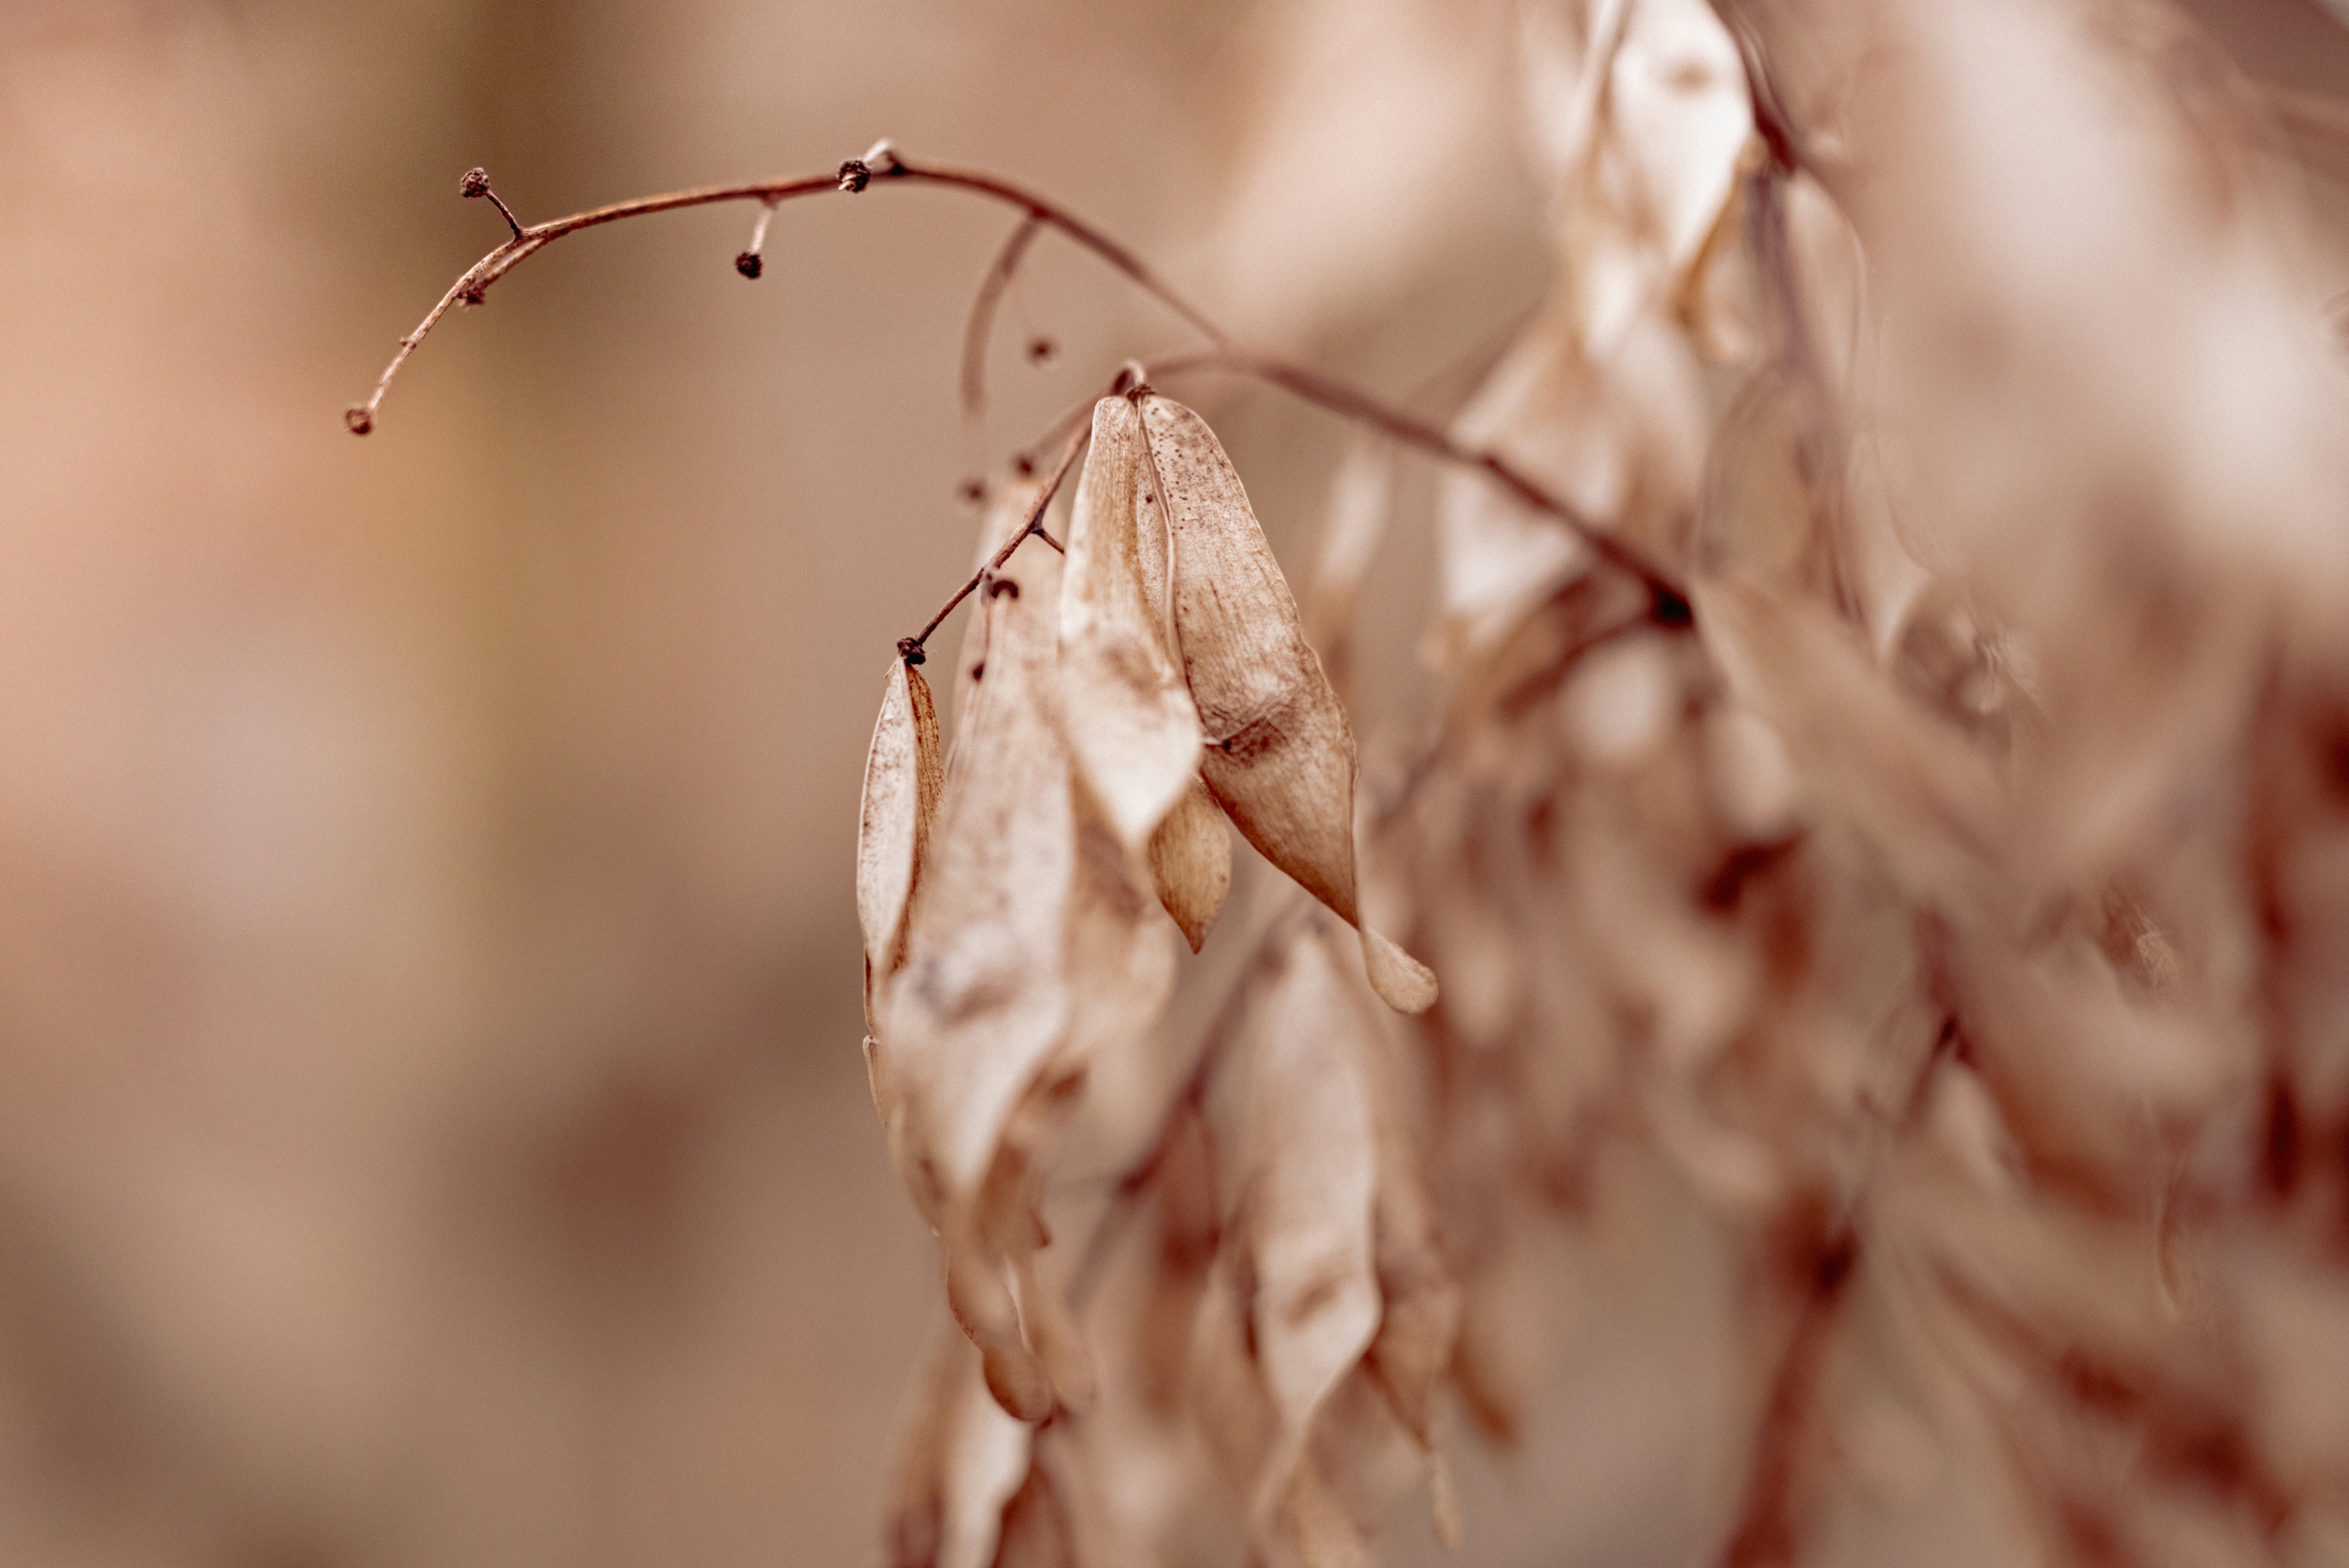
[877,538,1072,1230]
[1146,778,1233,952]
[948,1238,1055,1425]
[1062,782,1179,1095]
[1140,394,1436,1012]
[1189,917,1391,1564]
[883,1325,1032,1568]
[857,658,945,1025]
[1058,397,1203,849]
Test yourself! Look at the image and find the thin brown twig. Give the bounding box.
[1144,348,1691,622]
[897,423,1088,663]
[348,143,1692,619]
[350,145,1225,435]
[960,212,1045,477]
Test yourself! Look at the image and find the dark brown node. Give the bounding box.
[343,405,374,435]
[837,159,871,193]
[459,166,492,198]
[734,251,763,280]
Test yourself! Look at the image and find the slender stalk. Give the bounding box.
[348,142,1693,619]
[960,212,1044,478]
[1145,348,1691,622]
[898,423,1088,663]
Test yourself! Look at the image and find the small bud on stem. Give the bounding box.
[736,200,779,280]
[459,166,525,242]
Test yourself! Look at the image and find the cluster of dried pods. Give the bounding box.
[856,385,1449,1563]
[354,0,2349,1559]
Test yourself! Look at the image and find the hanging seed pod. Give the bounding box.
[856,658,945,1028]
[876,538,1073,1234]
[1058,397,1205,850]
[1140,394,1437,1011]
[1147,779,1233,953]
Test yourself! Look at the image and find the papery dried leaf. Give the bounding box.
[1063,782,1180,1086]
[884,1326,1034,1568]
[1060,397,1204,849]
[860,658,945,1022]
[1186,916,1392,1561]
[879,537,1072,1230]
[1141,394,1436,1012]
[988,1454,1076,1568]
[1363,1106,1459,1452]
[948,1230,1055,1425]
[1147,778,1233,953]
[1243,928,1383,1442]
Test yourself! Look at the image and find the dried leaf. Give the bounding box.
[1146,778,1233,952]
[988,1454,1076,1568]
[1059,397,1204,849]
[1141,394,1436,1012]
[859,658,945,1022]
[879,533,1073,1204]
[883,1326,1034,1568]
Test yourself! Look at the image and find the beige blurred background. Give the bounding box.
[1,2,2345,1565]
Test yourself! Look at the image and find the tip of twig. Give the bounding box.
[837,160,872,194]
[460,167,492,199]
[735,251,764,280]
[344,405,374,436]
[1111,360,1152,400]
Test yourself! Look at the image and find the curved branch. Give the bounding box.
[348,150,1226,434]
[347,143,1692,621]
[960,212,1045,477]
[899,421,1090,661]
[1145,348,1691,623]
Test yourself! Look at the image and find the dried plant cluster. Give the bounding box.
[360,0,2349,1563]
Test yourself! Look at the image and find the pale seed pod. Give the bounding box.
[880,1326,1030,1568]
[947,1239,1055,1425]
[1140,394,1437,1011]
[878,539,1073,1227]
[1058,397,1203,850]
[857,658,945,1027]
[1146,778,1233,953]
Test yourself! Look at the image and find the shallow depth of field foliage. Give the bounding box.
[845,3,2349,1564]
[8,0,2349,1566]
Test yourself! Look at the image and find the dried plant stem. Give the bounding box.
[1145,349,1691,622]
[349,148,1224,434]
[897,423,1087,664]
[960,212,1045,475]
[349,143,1691,619]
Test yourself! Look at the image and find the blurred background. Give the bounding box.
[0,1,2345,1565]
